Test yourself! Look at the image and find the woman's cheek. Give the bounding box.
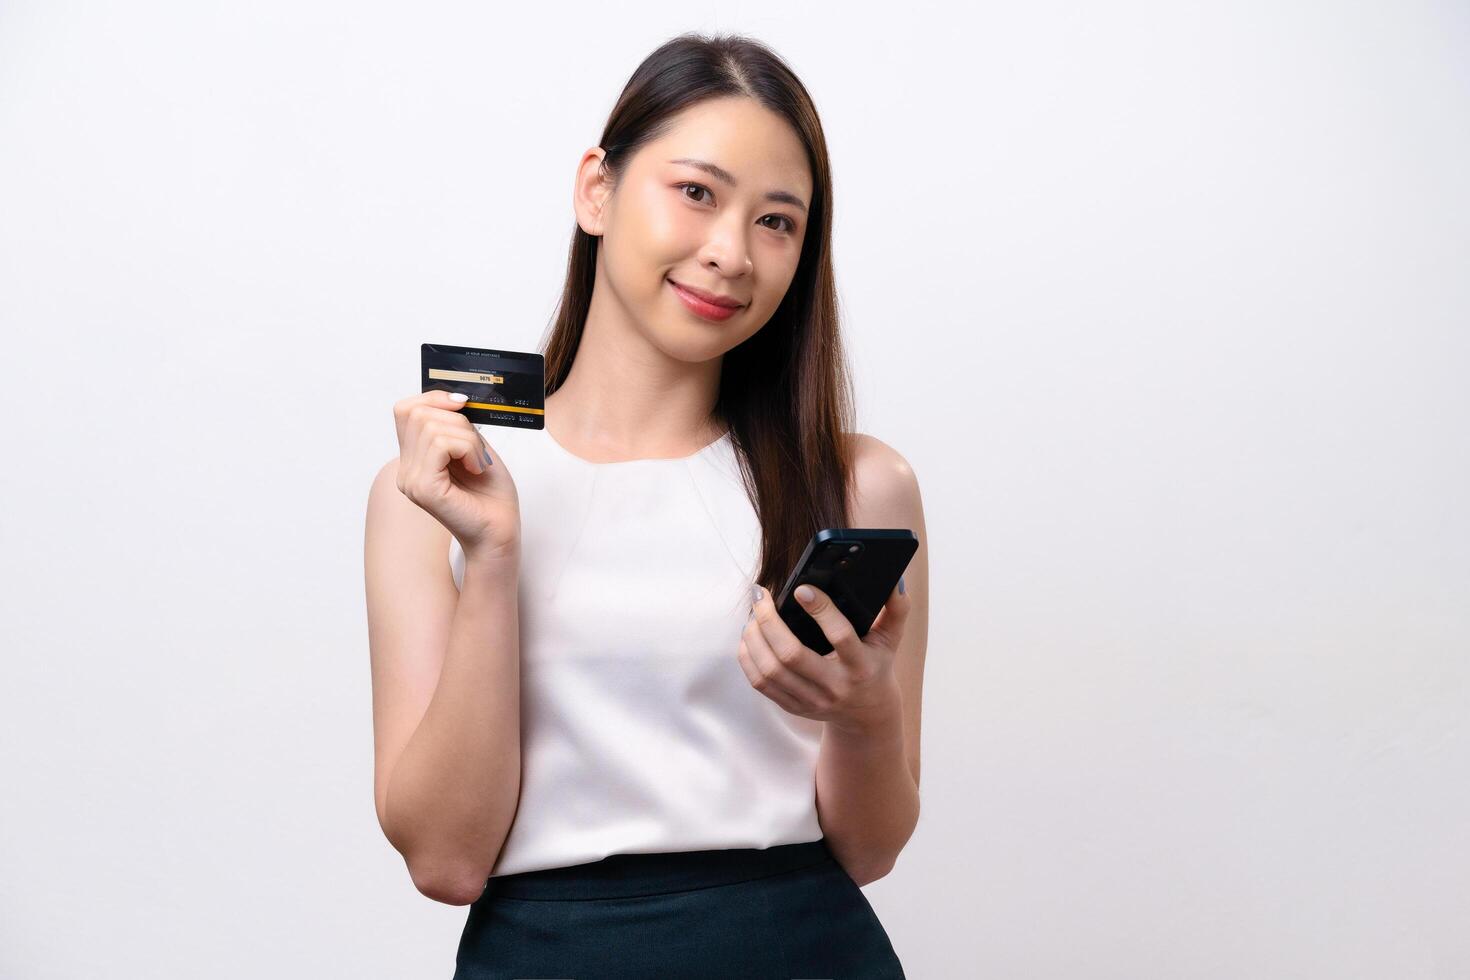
[654,206,702,250]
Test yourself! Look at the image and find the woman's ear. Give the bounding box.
[572,148,615,237]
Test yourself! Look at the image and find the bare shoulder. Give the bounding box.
[363,454,460,612]
[843,432,922,523]
[366,456,451,546]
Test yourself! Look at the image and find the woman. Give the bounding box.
[365,32,929,979]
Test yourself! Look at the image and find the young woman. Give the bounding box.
[365,32,929,979]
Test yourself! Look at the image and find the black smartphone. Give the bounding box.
[774,528,919,655]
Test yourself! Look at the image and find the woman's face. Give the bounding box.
[574,96,813,358]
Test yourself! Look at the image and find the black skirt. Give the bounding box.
[453,836,906,979]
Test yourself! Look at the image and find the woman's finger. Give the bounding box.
[426,428,485,478]
[397,396,455,480]
[750,586,830,686]
[465,421,495,468]
[737,641,809,715]
[789,585,865,664]
[741,614,827,706]
[394,389,470,459]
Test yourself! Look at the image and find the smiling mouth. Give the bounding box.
[667,278,745,309]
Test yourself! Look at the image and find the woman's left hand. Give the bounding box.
[736,580,911,734]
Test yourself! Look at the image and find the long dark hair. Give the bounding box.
[540,32,855,595]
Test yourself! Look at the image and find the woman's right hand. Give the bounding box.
[392,390,521,560]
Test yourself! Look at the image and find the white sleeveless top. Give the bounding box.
[448,423,826,877]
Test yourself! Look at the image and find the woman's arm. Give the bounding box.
[365,457,522,906]
[817,433,929,885]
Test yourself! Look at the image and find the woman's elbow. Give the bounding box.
[409,861,489,906]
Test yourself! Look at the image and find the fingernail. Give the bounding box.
[899,575,906,595]
[448,392,469,403]
[482,449,493,466]
[795,584,814,603]
[751,585,762,604]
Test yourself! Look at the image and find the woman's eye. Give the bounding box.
[678,183,794,234]
[679,183,711,204]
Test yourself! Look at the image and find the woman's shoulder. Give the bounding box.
[844,432,921,523]
[365,455,452,549]
[845,431,916,481]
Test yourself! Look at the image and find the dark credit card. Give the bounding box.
[421,343,545,430]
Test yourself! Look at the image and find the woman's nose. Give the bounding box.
[700,235,753,276]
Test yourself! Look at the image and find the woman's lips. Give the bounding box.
[668,279,742,321]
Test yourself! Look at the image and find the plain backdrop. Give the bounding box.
[2,1,1467,977]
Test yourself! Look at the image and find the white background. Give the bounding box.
[2,1,1467,977]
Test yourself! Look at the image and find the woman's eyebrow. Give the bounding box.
[668,157,808,214]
